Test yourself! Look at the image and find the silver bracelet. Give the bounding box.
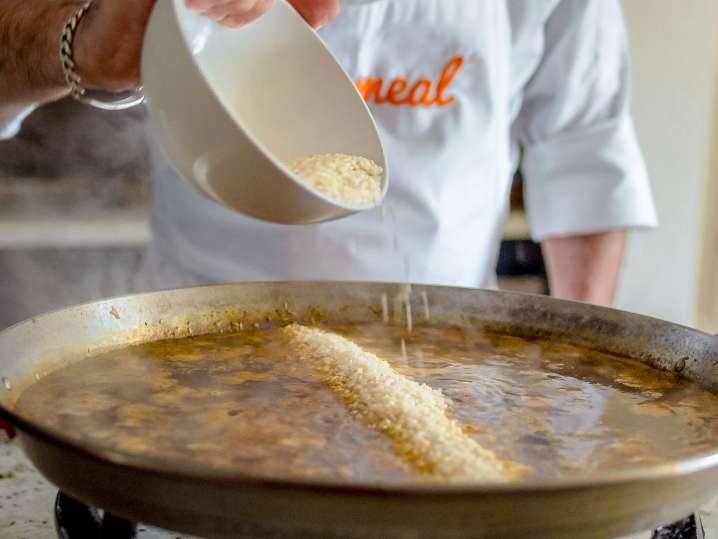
[59,0,145,111]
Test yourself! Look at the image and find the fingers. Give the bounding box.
[186,0,239,11]
[186,0,336,29]
[202,1,252,22]
[288,0,340,28]
[186,0,275,27]
[188,0,252,16]
[222,0,275,27]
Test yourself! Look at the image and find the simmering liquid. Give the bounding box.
[15,324,718,483]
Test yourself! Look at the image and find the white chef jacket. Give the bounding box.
[2,0,658,290]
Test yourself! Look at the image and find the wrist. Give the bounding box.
[71,3,143,94]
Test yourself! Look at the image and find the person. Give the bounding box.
[1,0,657,299]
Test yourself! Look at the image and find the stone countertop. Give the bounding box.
[0,439,195,539]
[0,440,55,539]
[5,438,715,539]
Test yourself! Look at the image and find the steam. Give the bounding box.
[0,98,152,328]
[0,98,152,217]
[0,98,151,179]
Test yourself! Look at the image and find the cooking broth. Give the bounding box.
[14,324,718,483]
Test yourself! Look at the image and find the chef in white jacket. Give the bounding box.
[0,0,656,306]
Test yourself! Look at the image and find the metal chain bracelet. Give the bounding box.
[59,0,145,111]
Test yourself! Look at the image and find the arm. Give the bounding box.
[0,1,74,130]
[0,0,339,136]
[542,231,626,306]
[0,0,163,127]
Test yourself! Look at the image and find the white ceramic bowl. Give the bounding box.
[141,0,388,224]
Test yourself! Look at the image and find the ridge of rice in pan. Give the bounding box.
[282,324,529,482]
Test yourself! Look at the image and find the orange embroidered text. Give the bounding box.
[355,57,464,108]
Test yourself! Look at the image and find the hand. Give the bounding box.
[188,0,340,28]
[186,0,276,26]
[74,0,339,93]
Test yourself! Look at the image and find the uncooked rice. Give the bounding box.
[287,153,383,205]
[282,324,528,482]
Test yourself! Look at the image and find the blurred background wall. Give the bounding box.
[617,0,718,331]
[0,102,151,328]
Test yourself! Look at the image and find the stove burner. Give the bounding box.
[652,514,704,539]
[54,491,704,539]
[55,492,136,539]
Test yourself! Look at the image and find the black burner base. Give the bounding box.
[55,492,136,539]
[652,514,704,539]
[54,491,705,539]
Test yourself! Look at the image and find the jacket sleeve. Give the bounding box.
[514,0,657,241]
